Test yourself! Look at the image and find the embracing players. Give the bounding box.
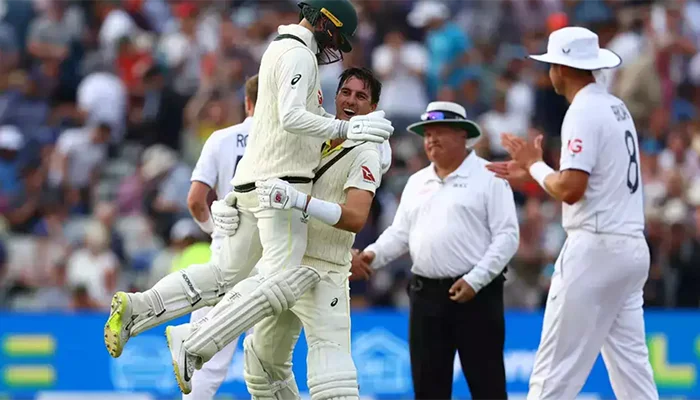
[174,67,388,399]
[104,0,393,366]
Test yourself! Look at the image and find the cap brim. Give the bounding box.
[528,48,622,70]
[407,119,482,139]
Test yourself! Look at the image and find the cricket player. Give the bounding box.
[167,67,389,399]
[103,0,392,363]
[487,27,658,400]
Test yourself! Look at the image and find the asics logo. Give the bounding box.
[291,74,302,85]
[562,48,571,54]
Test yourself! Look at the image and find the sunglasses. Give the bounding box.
[420,111,466,122]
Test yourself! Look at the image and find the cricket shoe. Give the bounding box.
[104,291,133,358]
[166,324,201,395]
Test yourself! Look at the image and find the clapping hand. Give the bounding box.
[486,160,530,186]
[500,133,544,170]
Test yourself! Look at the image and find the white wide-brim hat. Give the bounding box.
[529,26,622,71]
[407,101,482,141]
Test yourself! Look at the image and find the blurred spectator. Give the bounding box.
[476,89,528,160]
[407,1,474,99]
[93,201,127,264]
[147,218,205,287]
[140,144,192,241]
[75,65,127,142]
[49,122,111,214]
[0,126,24,203]
[65,219,119,309]
[372,27,429,130]
[129,64,188,150]
[458,77,488,120]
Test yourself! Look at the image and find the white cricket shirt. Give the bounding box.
[559,83,645,237]
[303,140,382,270]
[191,117,252,258]
[232,24,341,187]
[364,152,519,292]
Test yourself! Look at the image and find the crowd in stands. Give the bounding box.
[1,0,699,311]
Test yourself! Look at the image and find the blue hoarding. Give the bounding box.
[0,310,699,399]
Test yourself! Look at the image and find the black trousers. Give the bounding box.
[408,274,507,400]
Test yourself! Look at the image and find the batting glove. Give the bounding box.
[255,178,309,210]
[346,110,394,143]
[211,192,240,236]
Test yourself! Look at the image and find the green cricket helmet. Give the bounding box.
[298,0,358,64]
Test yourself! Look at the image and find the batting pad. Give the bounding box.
[130,263,229,336]
[183,265,321,363]
[243,335,301,400]
[307,342,359,400]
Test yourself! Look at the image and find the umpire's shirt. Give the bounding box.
[365,151,519,399]
[365,151,519,290]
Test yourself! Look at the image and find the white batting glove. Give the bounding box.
[211,192,240,236]
[346,110,394,143]
[255,178,309,210]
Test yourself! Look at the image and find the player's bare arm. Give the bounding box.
[332,188,373,233]
[187,181,214,233]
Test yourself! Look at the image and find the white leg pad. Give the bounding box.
[183,265,320,363]
[307,342,359,400]
[243,335,301,400]
[129,263,229,336]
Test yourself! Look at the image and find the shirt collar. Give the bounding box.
[427,151,477,182]
[277,24,319,54]
[572,82,605,103]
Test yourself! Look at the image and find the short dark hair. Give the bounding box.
[336,67,382,105]
[245,74,259,106]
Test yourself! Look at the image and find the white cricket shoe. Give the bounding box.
[104,292,133,358]
[166,324,200,395]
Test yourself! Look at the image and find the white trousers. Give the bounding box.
[248,262,354,392]
[527,230,659,400]
[183,306,238,400]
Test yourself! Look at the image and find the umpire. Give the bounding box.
[356,101,519,399]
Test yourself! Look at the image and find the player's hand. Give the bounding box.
[449,279,476,303]
[211,197,240,236]
[347,110,394,143]
[486,160,531,187]
[501,133,544,170]
[255,178,307,210]
[350,249,373,281]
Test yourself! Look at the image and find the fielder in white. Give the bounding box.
[167,67,390,400]
[103,0,392,377]
[488,27,658,400]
